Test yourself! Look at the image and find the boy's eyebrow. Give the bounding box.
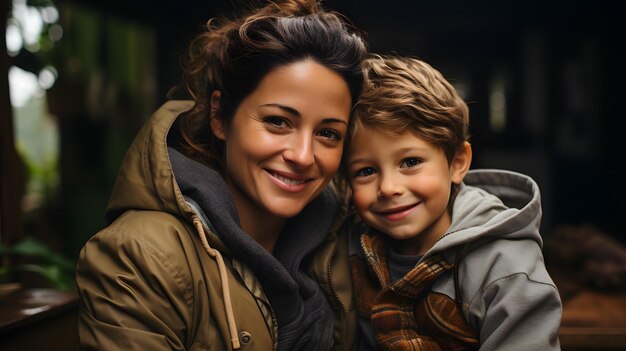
[346,157,369,167]
[396,146,430,153]
[347,146,431,167]
[259,103,347,124]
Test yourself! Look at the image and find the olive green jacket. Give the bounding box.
[76,101,356,350]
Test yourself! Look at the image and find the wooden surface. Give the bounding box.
[559,289,626,350]
[0,286,625,350]
[0,288,79,350]
[560,327,626,350]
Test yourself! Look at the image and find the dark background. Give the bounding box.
[3,0,626,259]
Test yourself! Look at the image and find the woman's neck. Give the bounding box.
[238,204,285,253]
[224,184,285,253]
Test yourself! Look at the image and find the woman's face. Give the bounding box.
[212,59,352,220]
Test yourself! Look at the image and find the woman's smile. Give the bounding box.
[215,60,351,221]
[265,169,314,192]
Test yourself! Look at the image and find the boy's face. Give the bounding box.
[346,127,463,255]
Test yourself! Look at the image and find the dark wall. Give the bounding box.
[333,1,626,240]
[57,0,626,242]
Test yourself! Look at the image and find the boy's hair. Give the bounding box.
[348,55,469,163]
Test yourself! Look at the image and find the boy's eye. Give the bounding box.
[400,157,420,168]
[265,117,289,129]
[317,129,341,141]
[355,167,377,177]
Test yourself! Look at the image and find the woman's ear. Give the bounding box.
[450,141,472,184]
[209,90,226,140]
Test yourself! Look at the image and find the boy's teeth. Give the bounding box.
[274,173,306,185]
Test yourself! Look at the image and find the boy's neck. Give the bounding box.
[392,209,452,256]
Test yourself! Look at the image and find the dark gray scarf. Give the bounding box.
[169,147,336,351]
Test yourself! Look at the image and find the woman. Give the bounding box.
[75,1,368,350]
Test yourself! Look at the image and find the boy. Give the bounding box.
[344,56,562,350]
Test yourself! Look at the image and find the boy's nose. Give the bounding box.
[377,175,403,199]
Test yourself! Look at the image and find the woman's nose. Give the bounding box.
[283,134,315,169]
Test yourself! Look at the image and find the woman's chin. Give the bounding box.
[267,204,306,219]
[261,196,316,218]
[261,188,327,219]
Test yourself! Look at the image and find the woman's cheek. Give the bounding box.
[319,147,343,179]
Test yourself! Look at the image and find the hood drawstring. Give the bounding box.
[193,217,241,350]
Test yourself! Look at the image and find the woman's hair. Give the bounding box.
[348,55,469,163]
[170,0,368,172]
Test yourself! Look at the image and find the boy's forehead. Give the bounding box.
[352,124,399,139]
[351,125,412,144]
[349,125,389,147]
[347,126,428,156]
[348,126,420,155]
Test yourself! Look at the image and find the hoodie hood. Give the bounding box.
[105,100,338,350]
[431,169,543,254]
[168,146,338,351]
[105,100,196,225]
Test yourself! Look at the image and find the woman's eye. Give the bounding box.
[400,157,420,168]
[265,117,289,129]
[355,167,377,177]
[317,129,341,141]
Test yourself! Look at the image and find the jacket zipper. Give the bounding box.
[420,228,463,262]
[268,303,278,351]
[327,245,349,349]
[232,258,279,350]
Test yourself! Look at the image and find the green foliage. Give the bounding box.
[0,237,76,291]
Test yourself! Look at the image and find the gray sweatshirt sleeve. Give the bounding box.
[473,273,562,351]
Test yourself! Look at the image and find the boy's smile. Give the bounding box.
[374,202,420,221]
[347,127,467,255]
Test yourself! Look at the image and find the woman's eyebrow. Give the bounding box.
[321,118,348,125]
[260,103,348,125]
[260,103,300,116]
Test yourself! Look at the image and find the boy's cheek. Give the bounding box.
[351,188,374,212]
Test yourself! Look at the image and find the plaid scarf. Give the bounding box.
[351,231,479,351]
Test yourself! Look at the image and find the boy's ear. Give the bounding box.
[209,90,226,141]
[450,141,472,184]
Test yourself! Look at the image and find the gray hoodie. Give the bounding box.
[351,169,562,350]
